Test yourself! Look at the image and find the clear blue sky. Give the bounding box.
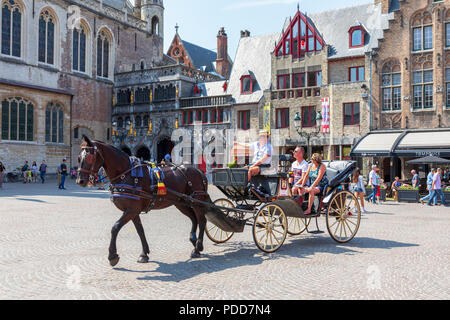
[134,0,373,60]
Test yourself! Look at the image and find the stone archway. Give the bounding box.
[136,146,151,161]
[156,137,174,163]
[121,146,132,156]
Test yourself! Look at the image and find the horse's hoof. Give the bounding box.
[109,255,120,267]
[191,250,201,259]
[137,255,149,263]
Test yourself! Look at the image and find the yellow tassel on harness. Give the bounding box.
[154,169,167,195]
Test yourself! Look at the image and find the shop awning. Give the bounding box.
[394,130,450,157]
[351,129,450,158]
[350,131,404,157]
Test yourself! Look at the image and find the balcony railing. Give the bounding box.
[179,95,233,108]
[271,87,321,100]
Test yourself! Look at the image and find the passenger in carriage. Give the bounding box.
[298,153,329,215]
[234,129,273,182]
[290,146,309,196]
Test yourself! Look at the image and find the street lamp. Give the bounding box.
[293,110,323,160]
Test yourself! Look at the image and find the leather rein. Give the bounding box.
[78,145,148,184]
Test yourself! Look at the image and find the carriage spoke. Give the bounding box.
[343,219,354,236]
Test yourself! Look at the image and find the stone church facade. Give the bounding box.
[0,0,163,173]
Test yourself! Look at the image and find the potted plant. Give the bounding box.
[398,186,419,203]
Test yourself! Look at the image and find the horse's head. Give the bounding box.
[76,135,104,187]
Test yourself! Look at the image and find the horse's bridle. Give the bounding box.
[78,145,105,184]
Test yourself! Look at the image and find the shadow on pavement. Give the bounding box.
[114,236,418,283]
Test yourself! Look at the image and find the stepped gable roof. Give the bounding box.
[277,3,392,60]
[306,3,392,59]
[227,32,280,105]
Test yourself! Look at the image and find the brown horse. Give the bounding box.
[76,135,211,266]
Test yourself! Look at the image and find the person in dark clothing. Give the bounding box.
[39,160,47,184]
[21,161,29,183]
[0,161,5,189]
[58,159,68,190]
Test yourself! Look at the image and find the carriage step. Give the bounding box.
[307,230,325,234]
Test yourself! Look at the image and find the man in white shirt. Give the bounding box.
[367,165,378,204]
[290,146,309,195]
[234,129,273,181]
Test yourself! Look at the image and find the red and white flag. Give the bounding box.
[321,98,330,133]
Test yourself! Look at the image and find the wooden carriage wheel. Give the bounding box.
[205,199,236,244]
[326,190,361,243]
[287,217,311,235]
[252,203,287,253]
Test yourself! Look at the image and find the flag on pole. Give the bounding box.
[263,102,271,134]
[321,98,330,133]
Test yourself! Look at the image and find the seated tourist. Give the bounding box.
[391,176,402,201]
[298,153,329,215]
[290,146,309,196]
[234,129,273,182]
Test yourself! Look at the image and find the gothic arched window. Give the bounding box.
[73,20,89,73]
[1,97,34,141]
[38,9,56,65]
[1,0,22,57]
[45,102,64,143]
[381,61,402,111]
[151,16,159,36]
[97,28,113,78]
[411,11,433,52]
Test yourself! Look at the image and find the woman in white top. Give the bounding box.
[351,168,367,213]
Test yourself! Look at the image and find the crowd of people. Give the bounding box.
[0,158,75,190]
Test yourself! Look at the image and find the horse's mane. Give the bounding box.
[93,140,130,161]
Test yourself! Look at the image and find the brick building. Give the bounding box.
[262,3,390,166]
[351,0,450,183]
[0,0,163,174]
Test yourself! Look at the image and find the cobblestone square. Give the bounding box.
[0,179,449,300]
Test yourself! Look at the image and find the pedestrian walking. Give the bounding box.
[31,161,38,183]
[97,167,106,190]
[58,158,68,190]
[39,160,47,184]
[420,168,437,205]
[411,170,420,188]
[350,167,367,213]
[21,161,29,183]
[428,168,449,206]
[367,165,378,204]
[0,161,5,190]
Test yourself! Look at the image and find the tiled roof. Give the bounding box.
[181,39,218,73]
[227,33,280,105]
[278,3,392,60]
[308,3,392,59]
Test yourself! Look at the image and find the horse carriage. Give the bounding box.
[204,156,362,253]
[76,136,362,265]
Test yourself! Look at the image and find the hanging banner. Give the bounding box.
[263,102,271,134]
[321,97,330,133]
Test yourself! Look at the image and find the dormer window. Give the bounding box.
[241,75,253,94]
[349,26,364,48]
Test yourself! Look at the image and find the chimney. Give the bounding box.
[240,30,251,38]
[216,27,230,79]
[374,0,390,14]
[133,0,142,18]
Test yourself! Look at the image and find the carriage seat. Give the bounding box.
[324,161,356,189]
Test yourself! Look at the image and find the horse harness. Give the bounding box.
[79,146,208,212]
